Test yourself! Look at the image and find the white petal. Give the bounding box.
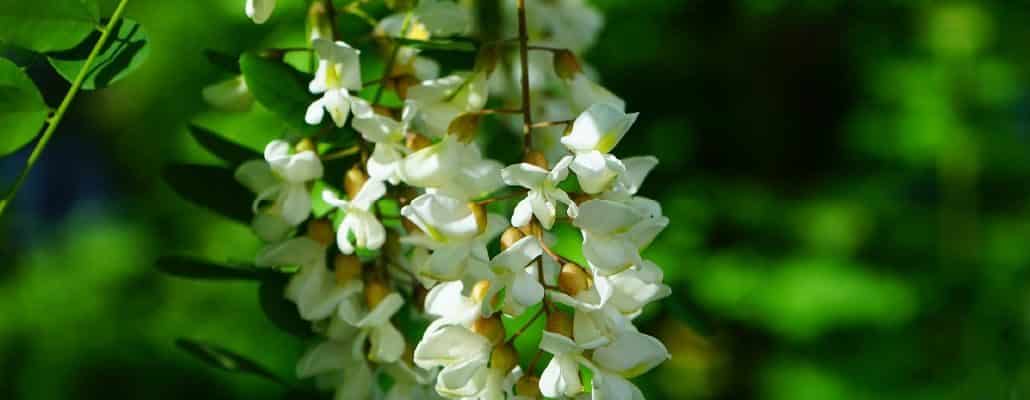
[305,97,327,125]
[501,163,549,189]
[234,160,277,194]
[491,236,542,273]
[356,293,405,327]
[591,331,670,378]
[617,156,659,196]
[570,152,619,194]
[251,212,292,242]
[530,194,558,230]
[573,199,642,235]
[562,103,638,154]
[510,271,545,309]
[369,322,406,363]
[324,89,352,128]
[202,75,253,112]
[296,340,347,378]
[245,0,275,24]
[352,179,387,210]
[540,354,583,397]
[511,198,534,228]
[413,325,490,368]
[255,237,323,267]
[278,183,313,225]
[582,231,640,275]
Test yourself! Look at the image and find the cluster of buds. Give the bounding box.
[225,1,671,399]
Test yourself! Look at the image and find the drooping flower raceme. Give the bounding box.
[210,3,677,400]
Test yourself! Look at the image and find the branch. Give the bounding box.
[0,0,131,217]
[516,0,533,154]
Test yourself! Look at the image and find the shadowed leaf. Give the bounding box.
[189,124,261,166]
[162,163,252,224]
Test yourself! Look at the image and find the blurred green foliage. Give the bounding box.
[4,0,1030,399]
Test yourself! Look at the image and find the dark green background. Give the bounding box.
[4,0,1030,399]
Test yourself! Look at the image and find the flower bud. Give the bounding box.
[546,310,573,338]
[472,316,505,345]
[344,166,367,200]
[500,227,526,251]
[307,1,333,41]
[553,49,582,80]
[406,132,432,151]
[295,138,317,154]
[365,278,390,309]
[558,263,591,296]
[468,202,487,235]
[334,254,363,284]
[471,280,492,304]
[518,220,542,237]
[516,375,541,398]
[490,343,518,372]
[390,74,419,100]
[448,113,481,143]
[571,192,594,205]
[524,150,548,169]
[306,219,334,247]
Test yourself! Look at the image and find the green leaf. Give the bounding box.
[392,37,478,52]
[156,255,265,280]
[204,49,241,74]
[239,53,318,135]
[162,163,253,224]
[259,276,316,338]
[189,124,261,166]
[0,58,48,157]
[175,338,286,384]
[0,0,98,53]
[47,18,149,90]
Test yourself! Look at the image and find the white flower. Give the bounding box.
[502,156,578,229]
[400,193,506,281]
[603,155,658,201]
[539,331,585,398]
[408,72,489,137]
[561,104,638,194]
[566,73,624,115]
[483,236,545,316]
[382,362,442,400]
[400,135,504,201]
[607,260,671,318]
[245,0,276,24]
[423,281,483,334]
[576,369,644,400]
[351,99,417,184]
[255,237,362,321]
[322,179,387,254]
[336,291,408,363]
[306,39,362,127]
[590,330,670,379]
[413,325,493,398]
[296,338,376,400]
[573,199,668,275]
[202,75,253,112]
[236,140,323,242]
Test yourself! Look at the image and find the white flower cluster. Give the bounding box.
[229,1,671,399]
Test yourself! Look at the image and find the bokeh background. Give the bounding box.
[4,0,1030,399]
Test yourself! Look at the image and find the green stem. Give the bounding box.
[0,0,131,217]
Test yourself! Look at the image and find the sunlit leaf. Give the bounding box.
[0,58,48,157]
[175,338,286,384]
[47,18,149,90]
[0,0,98,53]
[189,124,261,166]
[239,53,319,135]
[162,163,252,224]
